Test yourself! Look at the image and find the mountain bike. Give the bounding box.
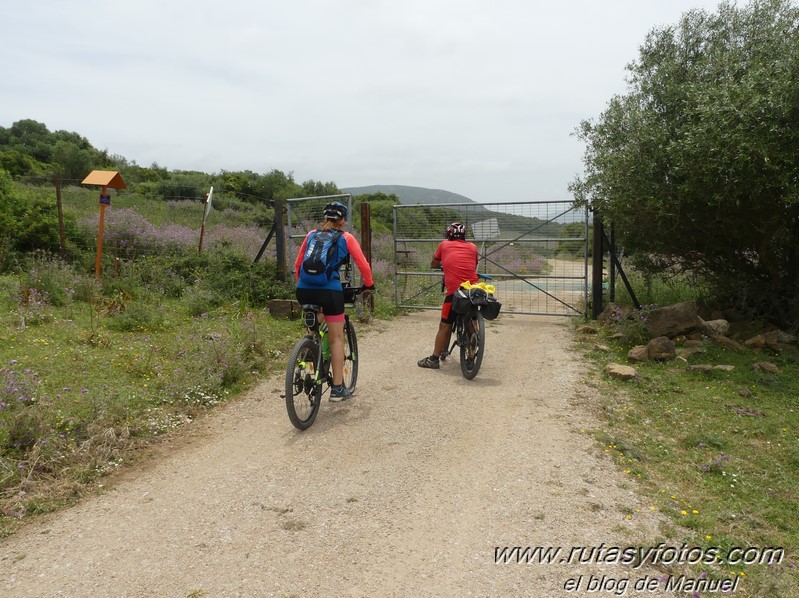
[442,295,486,380]
[285,284,362,430]
[440,273,492,380]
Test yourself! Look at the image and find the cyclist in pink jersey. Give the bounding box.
[417,222,479,369]
[294,201,374,400]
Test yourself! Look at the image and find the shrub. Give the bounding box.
[182,286,223,317]
[19,253,81,307]
[0,174,81,263]
[105,302,165,332]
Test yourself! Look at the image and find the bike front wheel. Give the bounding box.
[285,337,322,430]
[460,311,485,380]
[342,315,358,392]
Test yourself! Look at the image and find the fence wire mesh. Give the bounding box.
[393,201,588,316]
[286,194,372,286]
[56,185,276,266]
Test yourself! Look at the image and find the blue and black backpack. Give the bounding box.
[300,229,344,285]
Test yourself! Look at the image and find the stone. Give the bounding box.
[644,301,701,339]
[268,299,302,319]
[577,325,599,334]
[713,336,745,352]
[598,302,635,322]
[687,364,714,373]
[627,346,649,362]
[753,361,781,374]
[764,330,798,352]
[727,405,766,417]
[701,318,730,337]
[713,365,736,372]
[676,347,702,359]
[647,336,677,361]
[745,335,766,350]
[604,363,638,381]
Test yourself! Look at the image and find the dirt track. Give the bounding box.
[1,311,674,597]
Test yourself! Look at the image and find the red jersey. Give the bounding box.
[434,239,479,295]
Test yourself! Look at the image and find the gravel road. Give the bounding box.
[1,311,676,597]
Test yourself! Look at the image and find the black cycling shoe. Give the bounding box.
[417,356,440,369]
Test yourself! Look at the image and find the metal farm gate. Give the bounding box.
[393,201,589,317]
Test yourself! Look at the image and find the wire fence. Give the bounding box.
[43,182,277,264]
[393,201,589,316]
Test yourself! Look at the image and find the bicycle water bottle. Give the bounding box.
[320,323,331,360]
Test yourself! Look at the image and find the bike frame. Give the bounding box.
[302,311,331,388]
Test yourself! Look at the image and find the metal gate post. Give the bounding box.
[393,204,399,308]
[360,202,373,311]
[584,205,590,317]
[591,214,604,319]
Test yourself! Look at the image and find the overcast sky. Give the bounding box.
[4,0,725,203]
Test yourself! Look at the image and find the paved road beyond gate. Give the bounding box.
[393,201,588,317]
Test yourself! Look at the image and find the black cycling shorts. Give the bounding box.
[296,288,345,321]
[441,294,456,324]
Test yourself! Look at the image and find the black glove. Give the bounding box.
[362,284,375,294]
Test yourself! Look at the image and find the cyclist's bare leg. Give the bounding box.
[327,320,345,386]
[433,321,453,357]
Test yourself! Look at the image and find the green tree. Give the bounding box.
[557,221,591,258]
[4,119,53,163]
[52,140,93,181]
[0,150,46,177]
[301,179,340,197]
[353,192,399,234]
[220,169,303,204]
[571,0,799,325]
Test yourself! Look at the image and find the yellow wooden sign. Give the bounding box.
[81,170,126,189]
[81,171,127,277]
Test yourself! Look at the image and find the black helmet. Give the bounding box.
[323,201,348,221]
[445,222,466,240]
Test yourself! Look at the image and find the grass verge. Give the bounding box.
[576,322,798,597]
[0,277,393,536]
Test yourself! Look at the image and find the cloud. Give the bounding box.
[4,0,724,201]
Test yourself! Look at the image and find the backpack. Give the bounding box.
[300,229,344,285]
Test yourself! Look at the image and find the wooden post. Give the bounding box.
[274,199,287,281]
[95,185,109,278]
[360,202,372,263]
[54,177,66,257]
[591,214,604,319]
[81,171,125,279]
[198,187,213,253]
[360,202,373,311]
[198,224,206,253]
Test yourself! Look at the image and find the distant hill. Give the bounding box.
[341,184,480,206]
[342,184,566,239]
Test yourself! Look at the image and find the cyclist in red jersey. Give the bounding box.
[417,222,479,369]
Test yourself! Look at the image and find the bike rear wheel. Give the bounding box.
[459,310,485,380]
[285,337,322,430]
[342,315,358,392]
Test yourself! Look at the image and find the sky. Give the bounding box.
[4,0,726,203]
